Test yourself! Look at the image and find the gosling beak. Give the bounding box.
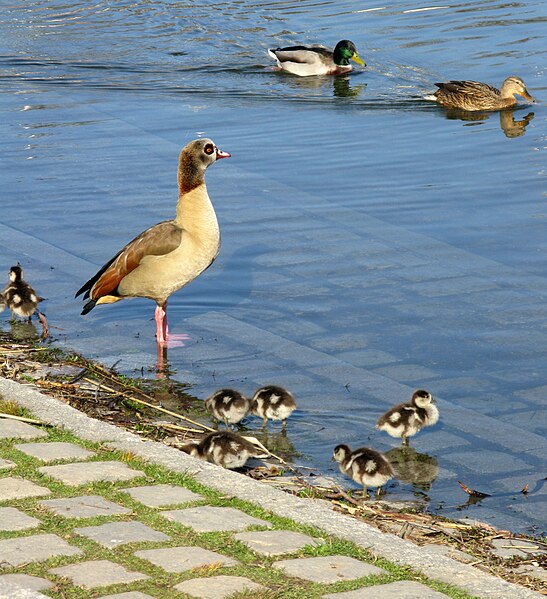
[352,53,365,67]
[521,90,534,103]
[330,456,335,463]
[216,148,231,160]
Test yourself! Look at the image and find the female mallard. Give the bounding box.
[376,390,439,446]
[204,388,251,430]
[251,385,296,429]
[332,444,394,498]
[268,40,365,77]
[425,76,533,111]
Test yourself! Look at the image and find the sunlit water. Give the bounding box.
[1,0,546,535]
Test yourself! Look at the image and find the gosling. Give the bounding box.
[181,431,269,469]
[376,389,439,446]
[204,388,251,430]
[1,265,48,337]
[251,385,296,429]
[332,444,394,498]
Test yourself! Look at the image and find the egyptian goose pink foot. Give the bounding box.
[76,138,230,346]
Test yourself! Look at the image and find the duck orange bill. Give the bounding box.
[522,90,534,102]
[216,148,231,159]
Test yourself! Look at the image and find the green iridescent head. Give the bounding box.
[333,40,365,67]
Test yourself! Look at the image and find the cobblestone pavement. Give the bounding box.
[0,379,544,598]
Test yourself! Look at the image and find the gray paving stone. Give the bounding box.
[0,533,83,567]
[134,546,237,573]
[38,461,143,485]
[121,483,203,507]
[0,574,53,592]
[0,457,15,470]
[160,505,271,533]
[234,530,323,556]
[491,538,547,559]
[14,441,95,462]
[273,555,385,584]
[512,564,547,582]
[0,477,51,501]
[423,544,476,564]
[175,575,266,598]
[39,495,131,518]
[0,420,48,440]
[0,507,41,531]
[50,560,148,589]
[96,594,155,599]
[322,580,450,597]
[74,520,169,548]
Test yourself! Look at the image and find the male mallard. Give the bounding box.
[204,388,251,430]
[425,76,533,111]
[332,444,394,498]
[376,390,439,446]
[181,431,269,469]
[1,265,49,337]
[251,385,296,429]
[268,40,365,77]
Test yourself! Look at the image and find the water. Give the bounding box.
[1,0,546,535]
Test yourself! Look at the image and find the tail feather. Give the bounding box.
[81,299,97,315]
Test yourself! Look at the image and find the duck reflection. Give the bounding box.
[333,76,366,98]
[385,446,439,491]
[443,108,534,138]
[254,428,296,459]
[282,74,364,98]
[8,320,40,343]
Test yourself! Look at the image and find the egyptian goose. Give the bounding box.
[425,76,533,111]
[332,444,394,498]
[182,431,269,469]
[250,385,296,429]
[268,40,365,77]
[76,138,230,345]
[376,390,439,446]
[204,388,251,430]
[1,265,49,337]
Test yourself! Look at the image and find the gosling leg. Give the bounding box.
[402,435,409,447]
[261,416,268,429]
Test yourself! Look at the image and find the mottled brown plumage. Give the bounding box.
[426,76,533,111]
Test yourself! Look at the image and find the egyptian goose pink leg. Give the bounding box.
[155,304,168,345]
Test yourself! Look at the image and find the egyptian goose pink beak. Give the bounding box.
[76,138,229,346]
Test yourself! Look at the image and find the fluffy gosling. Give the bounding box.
[1,265,48,337]
[181,431,268,469]
[376,389,439,446]
[251,385,296,429]
[332,444,394,498]
[204,388,251,430]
